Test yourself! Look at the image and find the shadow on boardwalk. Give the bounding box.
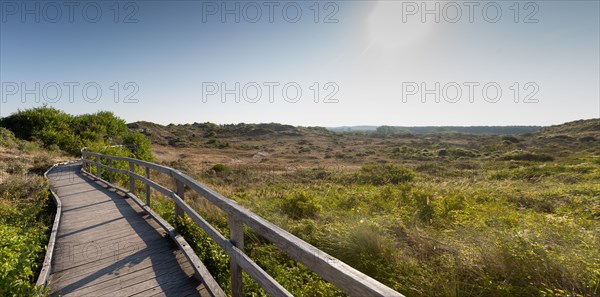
[47,163,209,296]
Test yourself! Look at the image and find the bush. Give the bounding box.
[281,191,322,219]
[437,149,448,157]
[355,164,415,185]
[0,225,43,296]
[446,147,479,158]
[579,136,596,142]
[211,163,228,173]
[0,107,152,158]
[0,127,17,148]
[122,131,154,161]
[0,175,51,296]
[0,106,72,141]
[500,151,554,162]
[502,135,522,143]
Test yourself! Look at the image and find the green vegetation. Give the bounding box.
[137,119,599,297]
[1,106,152,159]
[0,128,58,296]
[354,163,415,185]
[0,108,154,296]
[331,125,542,135]
[1,107,598,297]
[0,176,51,296]
[192,161,599,296]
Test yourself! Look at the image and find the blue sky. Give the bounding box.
[1,0,598,126]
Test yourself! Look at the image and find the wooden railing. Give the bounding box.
[81,151,404,297]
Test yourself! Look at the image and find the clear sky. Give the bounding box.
[1,0,598,126]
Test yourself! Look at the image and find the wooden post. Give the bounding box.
[96,156,101,178]
[229,217,244,297]
[108,159,113,183]
[145,167,151,206]
[174,178,185,221]
[129,161,135,195]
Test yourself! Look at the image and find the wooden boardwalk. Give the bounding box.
[46,162,211,296]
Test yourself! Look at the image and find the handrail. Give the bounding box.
[81,150,405,297]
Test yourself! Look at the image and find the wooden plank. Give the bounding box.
[52,249,188,286]
[96,156,101,178]
[129,161,136,195]
[145,166,151,205]
[57,253,195,296]
[87,264,196,297]
[229,217,244,297]
[135,277,207,297]
[45,162,209,297]
[54,221,163,246]
[82,151,172,176]
[147,283,207,297]
[170,193,292,297]
[51,242,176,282]
[175,178,185,220]
[51,236,174,273]
[126,192,226,297]
[81,168,226,297]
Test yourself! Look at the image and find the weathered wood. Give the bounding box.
[170,192,292,297]
[229,217,244,297]
[175,178,185,221]
[145,166,151,206]
[57,254,194,296]
[129,161,136,195]
[99,165,173,198]
[82,151,172,176]
[44,162,212,297]
[85,170,226,297]
[96,156,101,178]
[108,159,113,183]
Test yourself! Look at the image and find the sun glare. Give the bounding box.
[366,1,436,52]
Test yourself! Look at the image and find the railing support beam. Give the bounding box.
[108,159,113,183]
[145,167,151,206]
[174,178,185,221]
[96,156,101,178]
[229,217,244,297]
[129,161,136,195]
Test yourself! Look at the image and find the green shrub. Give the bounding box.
[502,135,522,143]
[122,131,154,161]
[412,189,434,223]
[437,149,448,157]
[205,131,217,138]
[579,136,596,142]
[355,164,415,185]
[0,225,43,296]
[321,224,397,281]
[500,151,554,162]
[0,106,72,141]
[0,175,51,296]
[0,107,152,158]
[281,191,322,219]
[0,127,17,148]
[446,147,479,158]
[211,163,228,173]
[6,161,27,175]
